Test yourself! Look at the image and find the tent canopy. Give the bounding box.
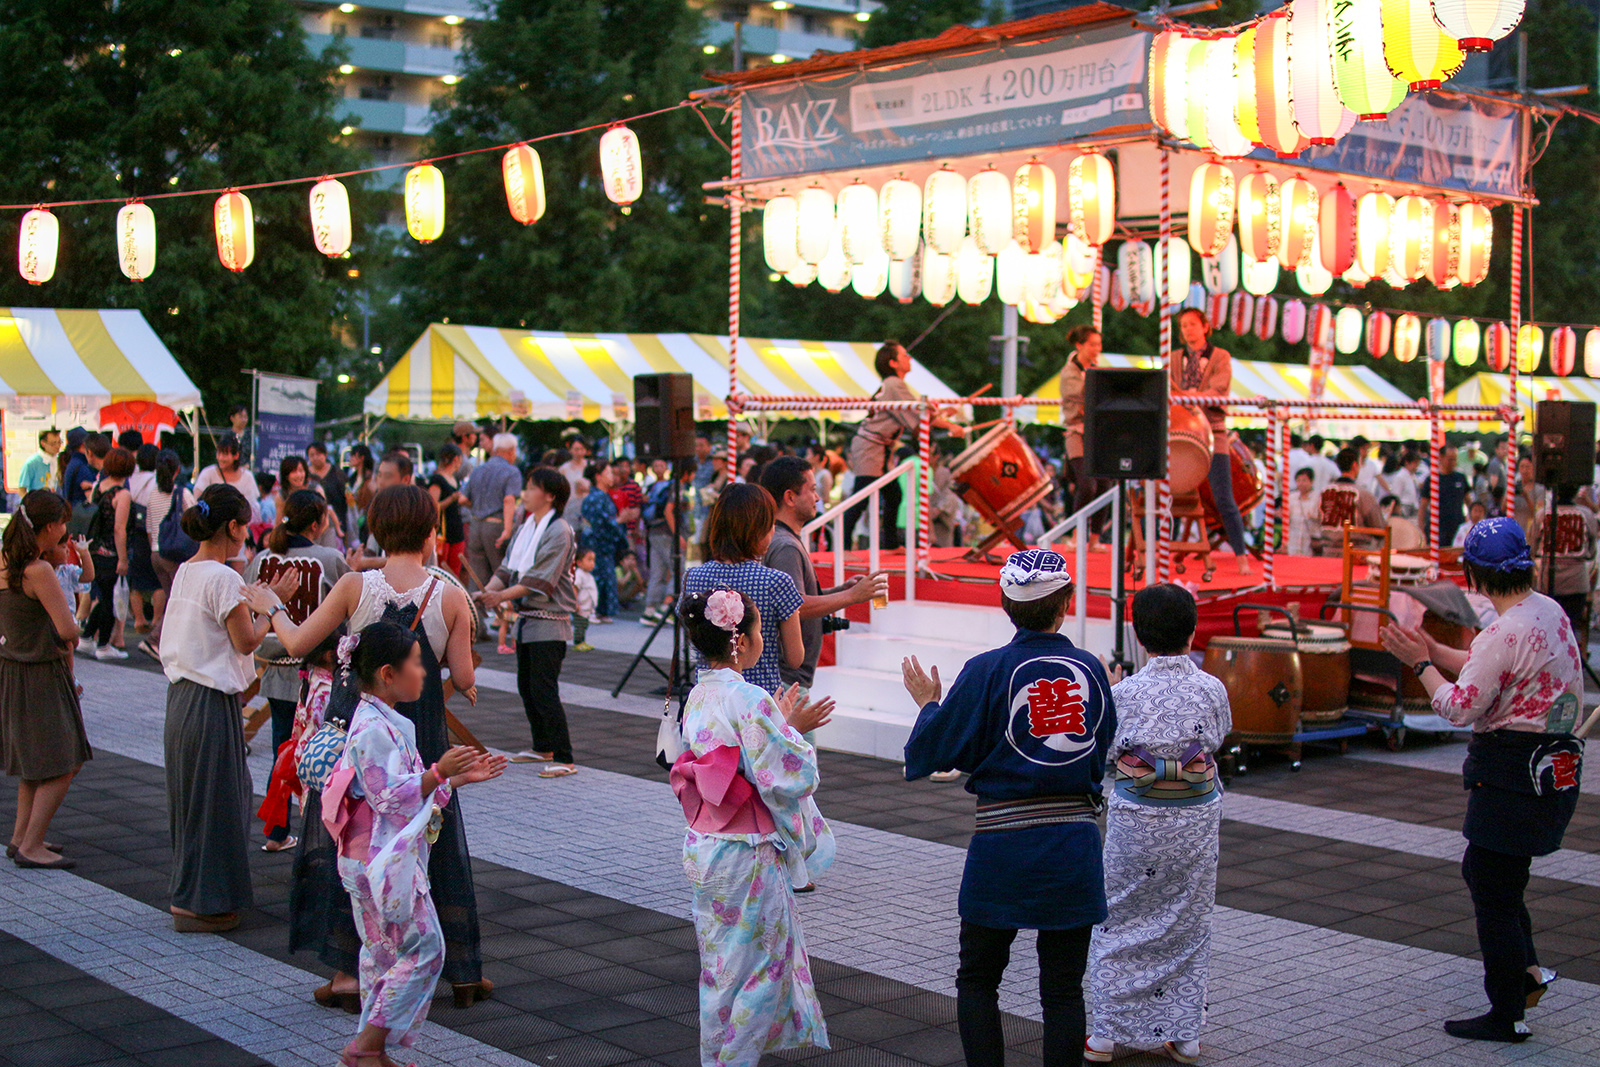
[364,325,960,423]
[1442,373,1600,433]
[1023,355,1422,441]
[0,308,200,411]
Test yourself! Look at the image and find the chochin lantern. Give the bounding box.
[968,166,1013,256]
[1486,321,1512,371]
[1550,325,1576,376]
[762,194,799,274]
[1238,171,1281,263]
[1288,0,1356,144]
[1327,0,1409,119]
[921,167,967,256]
[116,202,157,281]
[1453,319,1481,366]
[1381,0,1465,90]
[1517,323,1544,374]
[879,176,922,261]
[1356,191,1394,277]
[1188,163,1236,257]
[1319,184,1357,275]
[404,164,446,243]
[1366,310,1393,358]
[1456,202,1492,286]
[502,145,546,226]
[796,186,835,265]
[1254,15,1311,158]
[598,125,643,206]
[1068,153,1115,246]
[1389,195,1433,282]
[213,190,255,271]
[1012,160,1056,254]
[17,207,58,285]
[836,181,879,265]
[1427,200,1461,289]
[309,178,353,258]
[1430,0,1525,53]
[1277,177,1319,269]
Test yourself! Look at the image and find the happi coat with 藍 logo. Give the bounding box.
[904,628,1117,930]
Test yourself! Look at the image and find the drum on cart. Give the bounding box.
[950,424,1053,553]
[1168,404,1213,495]
[1387,553,1431,586]
[1262,623,1349,725]
[427,564,478,643]
[1202,635,1303,742]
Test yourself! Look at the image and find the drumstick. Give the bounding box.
[1575,703,1600,740]
[965,417,1007,433]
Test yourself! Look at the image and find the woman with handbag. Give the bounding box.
[245,485,494,1009]
[82,446,136,661]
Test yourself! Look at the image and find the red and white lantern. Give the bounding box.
[502,145,546,225]
[1550,326,1577,376]
[1485,321,1512,371]
[1277,177,1319,269]
[1188,163,1236,257]
[1239,171,1281,262]
[1366,310,1392,358]
[1319,183,1357,275]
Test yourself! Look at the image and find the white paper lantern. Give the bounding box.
[762,194,799,274]
[837,181,879,265]
[17,207,58,285]
[1584,328,1600,377]
[1289,0,1357,144]
[922,167,966,256]
[1025,240,1064,305]
[1296,228,1334,294]
[879,177,922,261]
[599,125,643,206]
[922,241,959,306]
[213,190,255,272]
[784,259,817,288]
[816,226,851,293]
[1454,319,1482,366]
[796,186,835,265]
[852,248,890,299]
[1067,153,1115,246]
[1242,252,1280,296]
[502,145,546,225]
[968,166,1012,256]
[887,251,919,303]
[1117,241,1155,307]
[1012,160,1056,254]
[309,178,352,258]
[1356,191,1394,278]
[957,235,994,305]
[1188,162,1236,257]
[1431,0,1525,52]
[1150,31,1197,141]
[1344,260,1373,286]
[1203,37,1254,158]
[404,164,445,243]
[1063,234,1098,294]
[995,241,1026,305]
[1153,236,1191,307]
[1203,233,1240,295]
[1278,177,1319,269]
[1335,307,1363,353]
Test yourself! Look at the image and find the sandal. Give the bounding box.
[171,910,239,933]
[538,765,578,779]
[6,842,63,859]
[313,981,361,1013]
[261,836,298,853]
[508,751,553,763]
[452,978,494,1009]
[496,643,514,655]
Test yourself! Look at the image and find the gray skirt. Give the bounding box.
[164,679,254,915]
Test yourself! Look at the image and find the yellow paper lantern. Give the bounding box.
[1254,14,1311,158]
[1427,200,1461,289]
[1327,0,1408,119]
[957,236,993,305]
[116,202,156,281]
[995,241,1026,305]
[879,176,922,261]
[1277,177,1319,269]
[1584,328,1600,377]
[922,167,967,256]
[1382,0,1465,90]
[404,164,445,243]
[1012,160,1057,255]
[1356,191,1394,278]
[921,241,959,306]
[762,194,799,274]
[213,190,255,272]
[17,207,58,285]
[1067,153,1115,246]
[309,178,352,258]
[502,145,546,226]
[1234,27,1262,145]
[1289,0,1356,144]
[1184,39,1212,150]
[1238,170,1281,263]
[968,166,1013,256]
[1393,313,1421,362]
[1430,0,1525,53]
[852,248,890,299]
[837,180,879,265]
[1453,319,1481,366]
[1389,195,1432,282]
[1456,201,1492,286]
[1204,38,1253,158]
[598,125,643,206]
[1188,162,1236,257]
[796,186,834,265]
[1517,323,1544,373]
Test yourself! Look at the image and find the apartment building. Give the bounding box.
[694,0,880,69]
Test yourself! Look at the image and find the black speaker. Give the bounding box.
[1084,368,1168,480]
[1534,400,1596,488]
[634,373,696,460]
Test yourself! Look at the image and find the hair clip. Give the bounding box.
[337,632,361,668]
[196,499,210,517]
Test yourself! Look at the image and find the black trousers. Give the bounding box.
[517,640,573,764]
[957,921,1091,1067]
[1461,843,1540,1022]
[84,561,119,647]
[843,469,904,551]
[266,698,296,843]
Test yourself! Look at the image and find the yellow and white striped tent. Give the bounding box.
[364,325,958,422]
[0,308,200,410]
[1441,372,1600,432]
[1022,355,1422,441]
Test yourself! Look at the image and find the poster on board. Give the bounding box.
[255,373,319,475]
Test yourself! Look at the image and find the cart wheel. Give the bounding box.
[1386,727,1407,752]
[1201,568,1216,583]
[1175,563,1186,575]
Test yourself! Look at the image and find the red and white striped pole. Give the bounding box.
[1264,407,1278,589]
[1430,406,1443,572]
[726,103,742,462]
[1091,245,1104,334]
[918,404,932,572]
[1506,205,1523,508]
[1158,149,1173,583]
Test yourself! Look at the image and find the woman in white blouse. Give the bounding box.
[193,433,262,527]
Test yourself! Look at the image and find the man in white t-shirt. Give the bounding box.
[1351,436,1384,499]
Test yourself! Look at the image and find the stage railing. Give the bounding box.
[1037,485,1118,646]
[803,458,918,602]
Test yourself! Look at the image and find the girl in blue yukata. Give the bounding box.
[671,588,837,1066]
[322,621,505,1067]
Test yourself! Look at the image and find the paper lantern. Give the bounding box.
[784,259,817,288]
[1430,0,1524,52]
[1453,319,1481,366]
[1327,0,1409,119]
[922,167,966,256]
[817,227,851,293]
[1281,299,1307,343]
[957,235,994,305]
[1242,252,1280,296]
[1025,240,1064,305]
[1356,191,1394,277]
[1238,171,1281,262]
[1317,184,1356,275]
[1255,15,1311,157]
[1068,153,1115,246]
[1289,0,1356,144]
[1255,295,1280,340]
[1048,286,1079,320]
[213,190,255,272]
[1344,261,1373,286]
[887,251,919,303]
[879,176,922,260]
[1382,263,1409,288]
[852,248,890,300]
[1517,323,1544,373]
[502,145,546,226]
[1153,236,1191,307]
[1585,329,1600,377]
[1187,163,1235,257]
[1382,0,1465,90]
[1062,234,1097,293]
[306,178,352,259]
[1485,321,1512,371]
[837,181,879,264]
[1207,291,1230,328]
[1456,201,1492,285]
[599,125,643,206]
[1309,303,1336,349]
[995,241,1026,305]
[1182,41,1212,150]
[968,167,1013,256]
[1390,195,1432,282]
[1296,230,1334,294]
[17,208,57,285]
[1366,310,1392,357]
[796,186,835,264]
[1150,31,1196,141]
[1425,317,1451,362]
[1184,282,1206,310]
[1393,313,1421,362]
[762,194,799,273]
[1203,38,1254,157]
[921,242,958,306]
[115,202,156,282]
[1335,307,1363,353]
[1277,177,1319,269]
[404,164,445,243]
[1550,325,1577,376]
[1118,241,1155,307]
[1202,233,1240,295]
[1427,200,1461,289]
[1012,160,1056,254]
[1230,292,1255,334]
[1234,27,1263,145]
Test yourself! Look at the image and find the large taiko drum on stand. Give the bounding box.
[949,423,1053,553]
[1263,622,1349,725]
[1198,436,1263,529]
[1202,635,1302,742]
[1168,404,1213,495]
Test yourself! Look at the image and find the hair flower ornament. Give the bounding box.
[337,632,362,668]
[705,589,745,632]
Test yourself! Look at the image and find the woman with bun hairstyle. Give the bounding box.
[160,483,280,932]
[672,588,836,1065]
[0,491,91,869]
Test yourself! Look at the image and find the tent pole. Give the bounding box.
[726,101,742,463]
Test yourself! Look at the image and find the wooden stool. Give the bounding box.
[1169,492,1214,581]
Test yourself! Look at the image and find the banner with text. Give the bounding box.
[255,373,319,475]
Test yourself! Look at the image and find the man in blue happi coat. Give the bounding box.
[902,548,1117,1067]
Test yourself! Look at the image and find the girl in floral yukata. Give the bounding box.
[672,589,837,1066]
[322,621,505,1067]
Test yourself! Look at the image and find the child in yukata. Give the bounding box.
[573,546,599,651]
[671,589,836,1067]
[321,621,505,1067]
[1285,468,1321,556]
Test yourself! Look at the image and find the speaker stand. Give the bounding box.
[611,472,693,703]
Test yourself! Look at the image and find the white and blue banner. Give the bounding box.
[254,372,318,475]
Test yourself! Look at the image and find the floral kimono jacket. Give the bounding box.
[675,667,836,1066]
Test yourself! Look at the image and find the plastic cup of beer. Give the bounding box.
[871,577,888,610]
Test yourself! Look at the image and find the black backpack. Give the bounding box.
[157,489,199,563]
[86,486,124,556]
[642,479,673,528]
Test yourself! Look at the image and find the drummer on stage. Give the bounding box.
[1379,518,1585,1044]
[1172,308,1251,575]
[1060,325,1111,541]
[844,341,966,551]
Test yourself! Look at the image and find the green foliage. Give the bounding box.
[0,0,369,415]
[861,0,992,48]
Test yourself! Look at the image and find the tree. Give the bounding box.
[861,0,995,49]
[0,0,369,416]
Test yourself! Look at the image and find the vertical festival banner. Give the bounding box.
[254,372,319,474]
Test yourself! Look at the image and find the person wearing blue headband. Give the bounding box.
[1380,517,1585,1043]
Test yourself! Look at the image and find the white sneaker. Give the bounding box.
[95,645,129,661]
[1084,1036,1115,1062]
[77,638,94,654]
[1164,1039,1200,1063]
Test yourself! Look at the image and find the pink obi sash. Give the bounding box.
[671,746,776,836]
[320,765,374,863]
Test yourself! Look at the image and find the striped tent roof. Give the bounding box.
[0,308,200,410]
[1021,355,1422,440]
[1441,372,1600,432]
[363,325,959,422]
